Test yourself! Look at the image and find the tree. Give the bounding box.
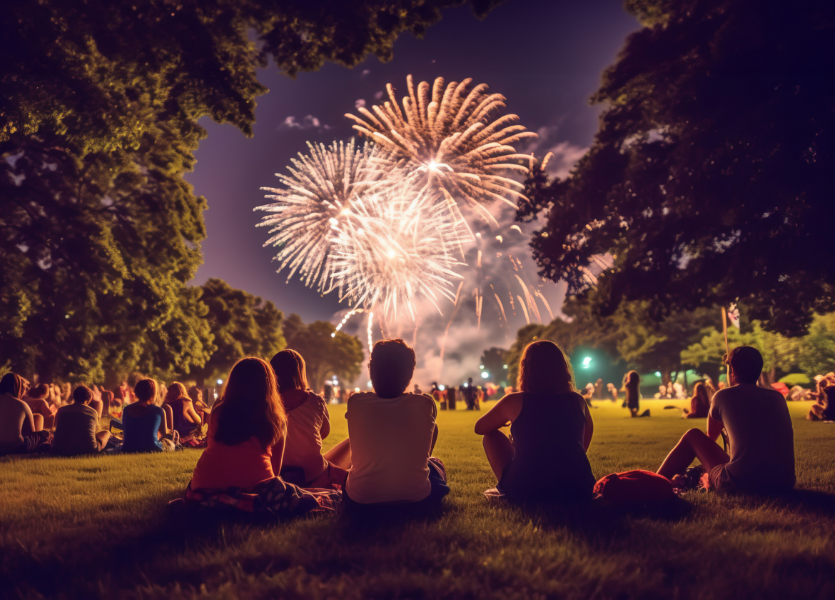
[283,314,364,392]
[1,0,498,383]
[520,0,835,336]
[797,313,835,377]
[187,279,285,387]
[479,347,509,387]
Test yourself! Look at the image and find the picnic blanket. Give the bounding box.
[180,477,341,519]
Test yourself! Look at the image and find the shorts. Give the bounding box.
[343,457,449,511]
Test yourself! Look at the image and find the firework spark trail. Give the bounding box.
[345,76,537,227]
[256,140,375,292]
[514,274,542,323]
[367,311,374,350]
[517,295,531,324]
[439,281,465,362]
[534,290,555,321]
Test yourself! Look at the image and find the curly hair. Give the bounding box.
[517,340,575,394]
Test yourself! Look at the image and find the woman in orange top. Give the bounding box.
[190,358,286,491]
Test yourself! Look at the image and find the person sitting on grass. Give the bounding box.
[624,371,650,417]
[187,385,212,423]
[269,349,349,489]
[0,373,52,455]
[52,386,111,455]
[163,382,203,439]
[807,385,835,422]
[23,383,56,429]
[657,346,796,494]
[121,379,176,453]
[342,339,449,512]
[682,382,711,419]
[474,340,596,503]
[185,358,340,517]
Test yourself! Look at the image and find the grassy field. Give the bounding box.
[1,399,833,599]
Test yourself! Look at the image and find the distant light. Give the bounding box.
[481,371,489,379]
[428,160,438,171]
[480,364,484,369]
[366,381,373,388]
[655,371,662,377]
[582,357,592,368]
[216,379,223,385]
[387,250,396,258]
[331,333,336,337]
[503,364,508,369]
[439,385,446,391]
[463,382,469,388]
[354,387,360,393]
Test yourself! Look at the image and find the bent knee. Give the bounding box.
[682,428,706,442]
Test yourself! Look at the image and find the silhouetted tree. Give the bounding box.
[521,0,834,336]
[283,314,364,392]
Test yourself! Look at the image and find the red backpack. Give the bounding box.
[593,470,675,505]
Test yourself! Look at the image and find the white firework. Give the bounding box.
[328,186,467,321]
[345,75,537,228]
[255,140,375,292]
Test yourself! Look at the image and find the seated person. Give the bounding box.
[475,341,595,503]
[191,358,285,491]
[187,386,211,419]
[121,379,175,453]
[0,373,53,454]
[343,339,448,510]
[807,385,835,421]
[163,382,203,438]
[657,346,795,494]
[52,386,111,455]
[23,383,56,429]
[683,382,711,419]
[269,350,348,489]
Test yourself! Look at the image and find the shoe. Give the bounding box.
[640,409,650,417]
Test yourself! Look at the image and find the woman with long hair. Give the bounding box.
[683,382,710,419]
[474,341,596,502]
[163,382,203,439]
[269,350,349,489]
[186,357,339,517]
[190,358,286,490]
[624,371,649,417]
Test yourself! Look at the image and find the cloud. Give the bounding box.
[374,91,384,101]
[361,69,371,79]
[355,99,366,109]
[277,115,331,131]
[524,125,588,179]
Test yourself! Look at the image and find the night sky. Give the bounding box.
[185,0,640,383]
[187,0,638,317]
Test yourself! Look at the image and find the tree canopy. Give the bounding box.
[1,0,496,383]
[187,279,285,387]
[519,0,834,336]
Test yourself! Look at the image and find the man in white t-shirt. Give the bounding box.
[657,346,795,493]
[344,339,448,509]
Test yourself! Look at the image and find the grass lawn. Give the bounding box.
[1,399,833,599]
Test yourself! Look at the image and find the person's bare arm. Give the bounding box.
[184,400,201,425]
[320,401,331,440]
[20,402,37,436]
[158,406,171,438]
[707,414,723,441]
[474,394,520,435]
[271,434,287,474]
[581,397,594,452]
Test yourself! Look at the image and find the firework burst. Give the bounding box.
[345,75,537,228]
[329,186,467,321]
[256,140,375,292]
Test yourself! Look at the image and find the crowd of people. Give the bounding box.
[0,339,824,519]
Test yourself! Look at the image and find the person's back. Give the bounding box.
[502,391,594,501]
[710,383,795,491]
[0,392,29,454]
[122,402,165,453]
[52,402,99,456]
[281,390,329,482]
[346,391,437,504]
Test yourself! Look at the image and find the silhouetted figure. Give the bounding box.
[475,340,595,503]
